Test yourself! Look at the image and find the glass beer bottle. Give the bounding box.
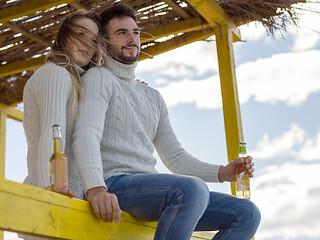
[236,142,250,199]
[49,124,69,195]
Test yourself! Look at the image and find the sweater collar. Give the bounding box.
[103,54,137,82]
[75,65,86,76]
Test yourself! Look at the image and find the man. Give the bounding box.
[73,4,260,239]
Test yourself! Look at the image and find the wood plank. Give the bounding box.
[0,113,5,179]
[163,0,192,19]
[141,18,207,44]
[0,56,46,78]
[186,0,241,42]
[215,25,244,196]
[4,22,52,47]
[0,179,213,239]
[0,0,74,23]
[0,104,23,122]
[139,28,215,61]
[69,1,87,10]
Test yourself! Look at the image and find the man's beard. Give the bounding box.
[107,44,139,64]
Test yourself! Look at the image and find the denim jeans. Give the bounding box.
[105,173,261,240]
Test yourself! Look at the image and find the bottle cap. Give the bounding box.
[52,124,62,138]
[52,124,61,131]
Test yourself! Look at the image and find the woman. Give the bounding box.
[22,10,103,201]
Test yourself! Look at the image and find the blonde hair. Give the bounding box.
[46,10,104,113]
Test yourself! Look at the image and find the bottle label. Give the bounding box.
[237,172,250,191]
[239,146,246,154]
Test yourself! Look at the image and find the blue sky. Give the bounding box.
[4,2,320,239]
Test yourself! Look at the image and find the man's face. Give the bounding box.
[105,17,140,64]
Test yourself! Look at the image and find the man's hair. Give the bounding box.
[100,4,137,36]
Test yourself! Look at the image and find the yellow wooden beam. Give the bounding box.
[215,25,243,196]
[0,179,213,239]
[0,0,74,23]
[141,18,207,44]
[0,104,23,122]
[186,0,241,42]
[0,56,46,78]
[163,0,192,19]
[69,1,87,10]
[139,28,215,61]
[0,112,5,179]
[4,22,52,47]
[0,111,4,240]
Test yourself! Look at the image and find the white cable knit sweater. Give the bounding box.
[23,62,84,199]
[72,55,222,193]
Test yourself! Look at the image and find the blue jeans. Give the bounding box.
[105,173,261,240]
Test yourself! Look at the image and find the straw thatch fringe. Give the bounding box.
[218,0,310,35]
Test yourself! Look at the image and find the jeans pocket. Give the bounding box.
[105,174,127,188]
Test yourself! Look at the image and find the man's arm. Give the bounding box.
[72,68,122,222]
[153,92,255,183]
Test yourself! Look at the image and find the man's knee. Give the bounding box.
[176,176,210,207]
[238,199,261,229]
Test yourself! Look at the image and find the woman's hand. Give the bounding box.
[44,186,76,197]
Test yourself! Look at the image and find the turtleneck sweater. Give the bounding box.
[23,62,84,199]
[72,55,222,193]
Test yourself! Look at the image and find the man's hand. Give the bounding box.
[86,186,122,223]
[218,156,255,182]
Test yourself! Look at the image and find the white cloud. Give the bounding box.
[252,162,320,240]
[237,50,320,106]
[156,76,222,109]
[292,30,320,52]
[239,21,266,41]
[289,2,320,51]
[238,1,320,50]
[248,124,305,159]
[154,78,169,85]
[249,125,320,162]
[138,41,219,78]
[296,132,320,161]
[153,49,320,110]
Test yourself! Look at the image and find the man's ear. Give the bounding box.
[101,41,107,51]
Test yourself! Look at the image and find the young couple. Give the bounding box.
[23,5,260,240]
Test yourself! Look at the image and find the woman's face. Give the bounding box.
[66,18,99,67]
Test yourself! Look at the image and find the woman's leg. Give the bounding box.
[105,173,210,240]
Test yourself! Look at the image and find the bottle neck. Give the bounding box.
[52,138,63,154]
[238,143,247,158]
[239,152,247,158]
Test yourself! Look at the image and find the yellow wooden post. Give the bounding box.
[0,111,5,179]
[215,24,244,196]
[0,111,5,240]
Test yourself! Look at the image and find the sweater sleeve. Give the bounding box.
[153,92,222,183]
[72,67,110,193]
[33,63,71,188]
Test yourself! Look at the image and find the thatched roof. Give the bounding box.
[0,0,311,105]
